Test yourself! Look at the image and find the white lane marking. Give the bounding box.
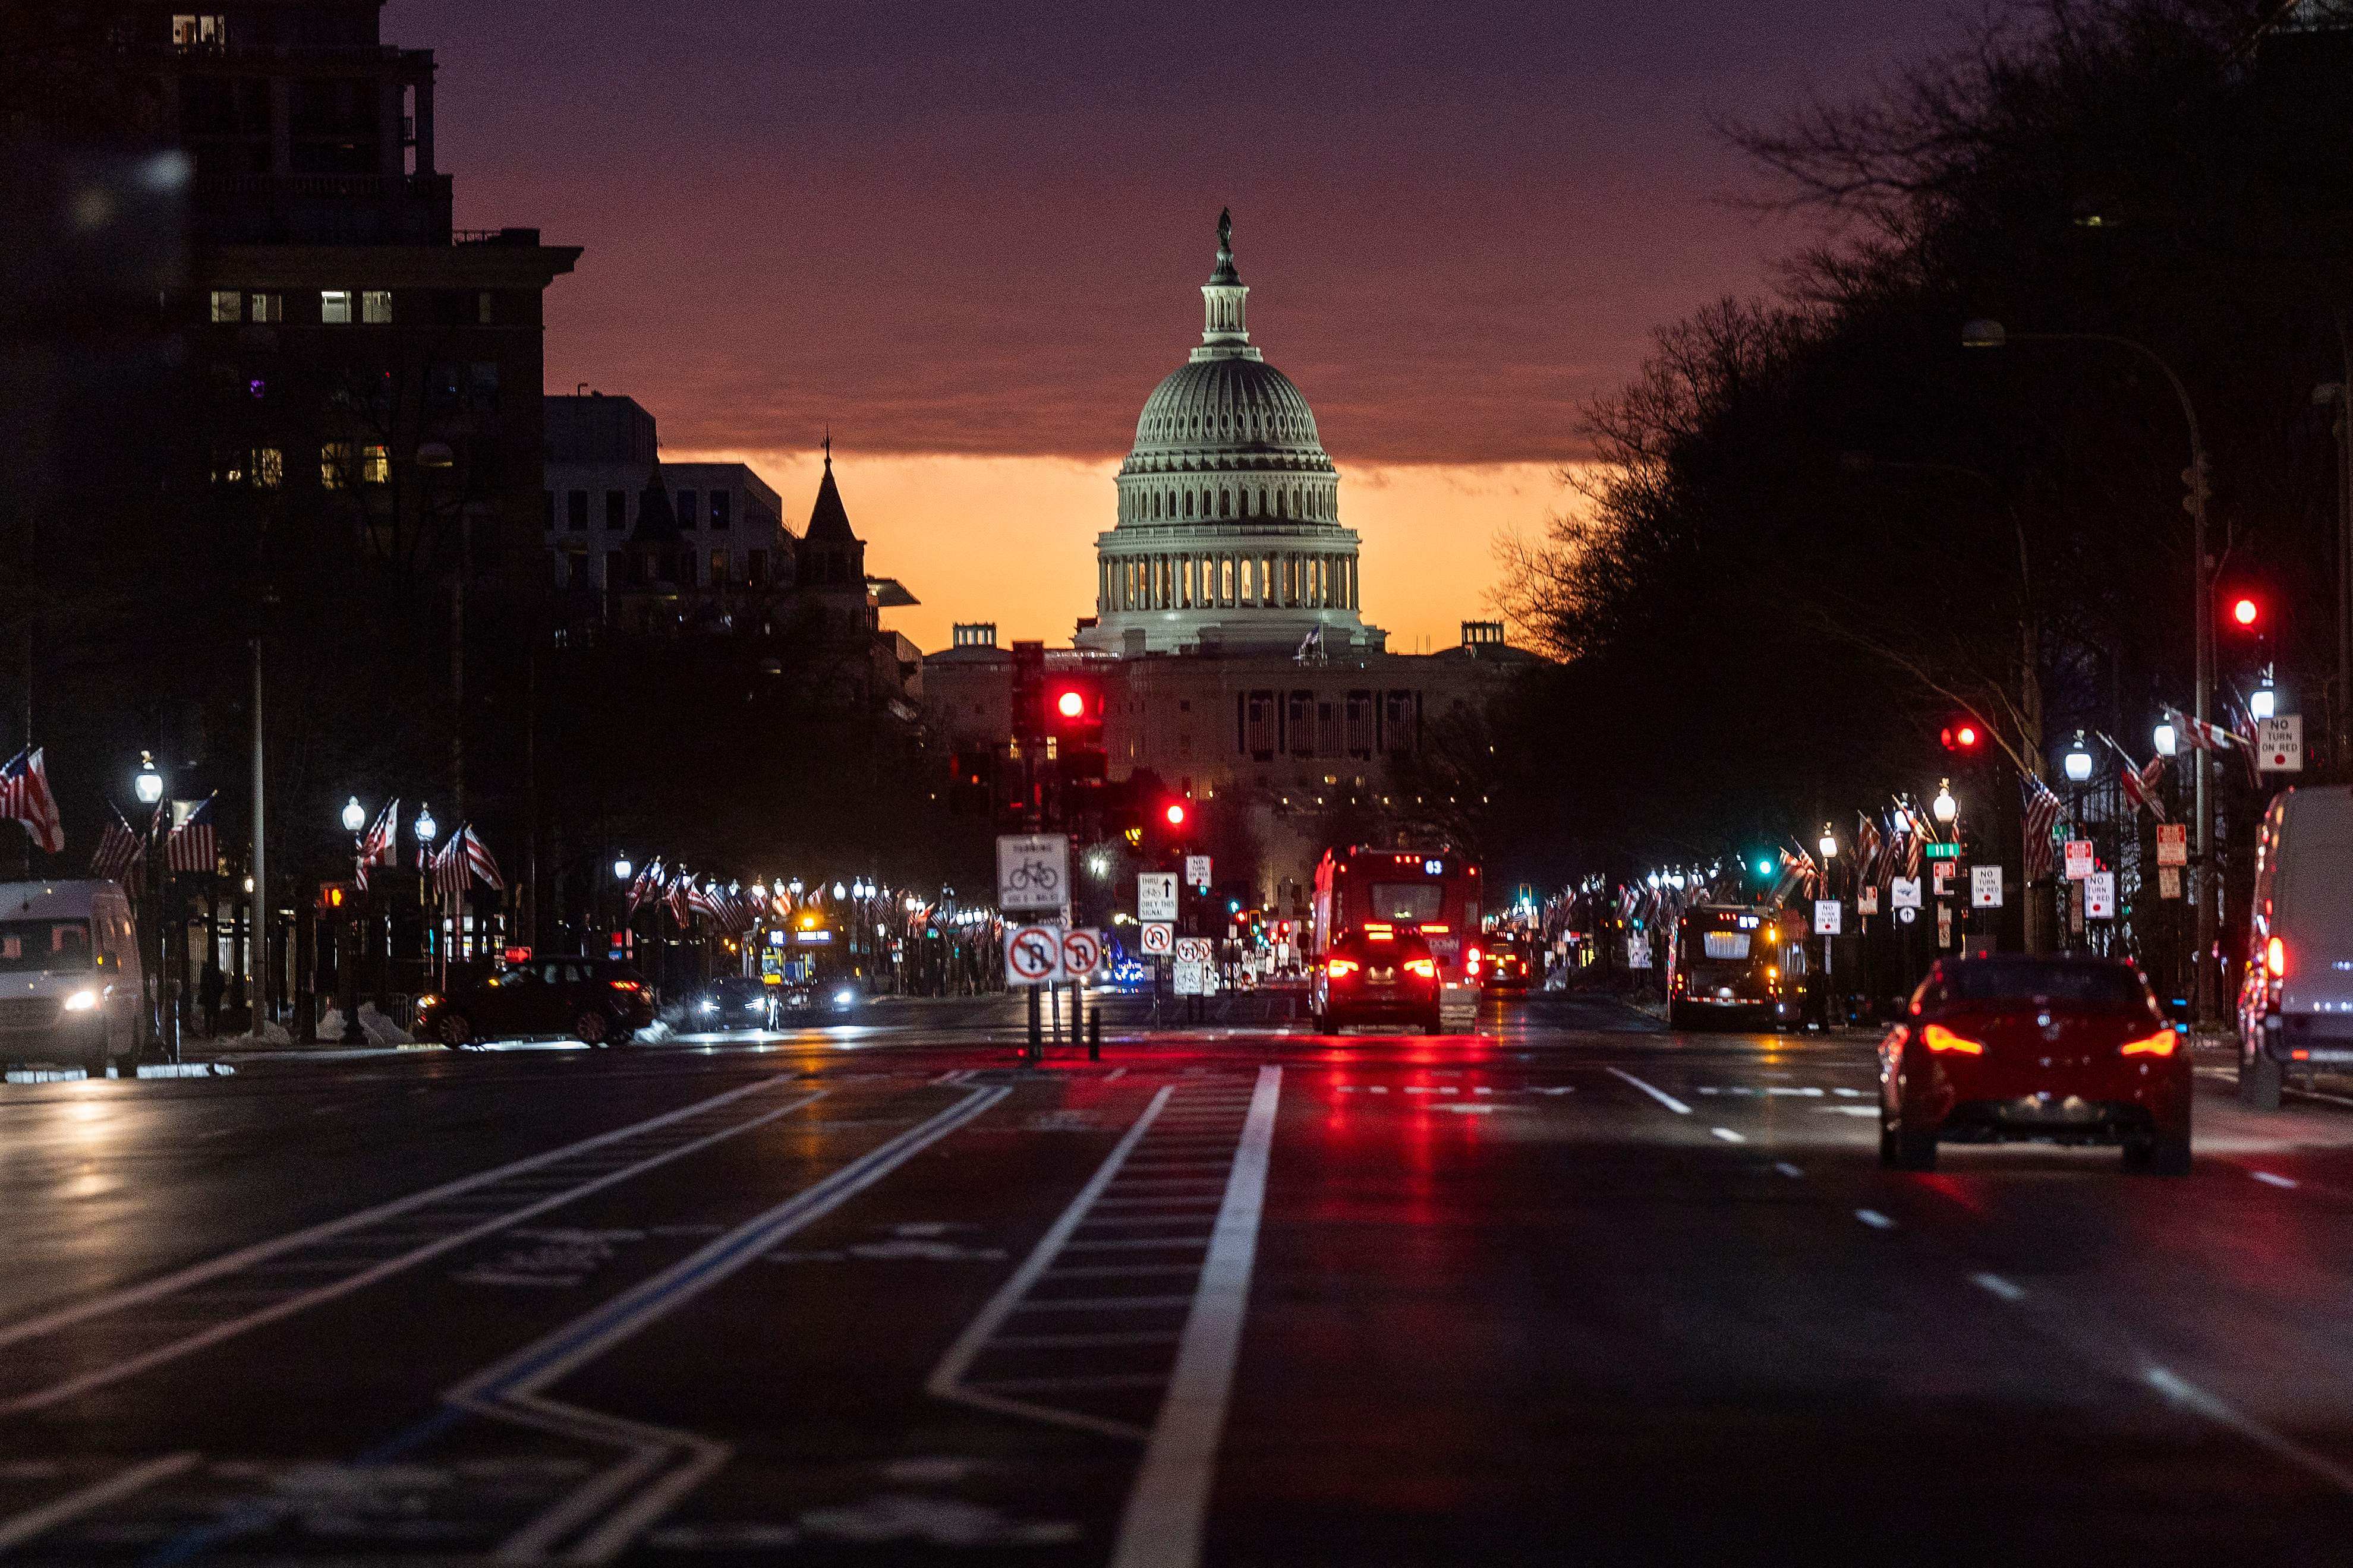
[1105,1068,1127,1081]
[1473,1086,1493,1094]
[1434,1103,1499,1115]
[1971,1273,2026,1302]
[1367,1086,1388,1094]
[1109,1065,1281,1568]
[929,1087,1176,1441]
[1709,1127,1745,1144]
[1773,1162,1804,1178]
[1832,1087,1864,1097]
[1604,1068,1691,1115]
[474,1086,1011,1563]
[0,1080,817,1416]
[2144,1367,2353,1496]
[1855,1209,1897,1230]
[0,1452,200,1552]
[2251,1171,2300,1190]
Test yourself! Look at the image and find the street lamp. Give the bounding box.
[1932,781,1958,825]
[2063,732,2094,783]
[2250,677,2277,722]
[1967,316,2219,1018]
[414,804,437,848]
[135,752,164,807]
[132,753,169,1063]
[341,796,367,835]
[615,857,632,882]
[2154,721,2178,758]
[1817,828,1838,862]
[833,881,848,900]
[334,798,366,1044]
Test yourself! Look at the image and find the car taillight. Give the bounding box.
[1326,958,1359,979]
[2121,1030,2179,1056]
[1922,1023,1985,1055]
[2267,936,2286,979]
[609,980,644,993]
[1404,958,1437,979]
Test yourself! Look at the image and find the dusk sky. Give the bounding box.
[395,1,1964,652]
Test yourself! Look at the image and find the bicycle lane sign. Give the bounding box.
[1005,923,1065,986]
[997,834,1070,915]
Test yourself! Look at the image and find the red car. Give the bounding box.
[1879,957,2190,1174]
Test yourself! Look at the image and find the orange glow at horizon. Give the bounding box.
[669,448,1591,655]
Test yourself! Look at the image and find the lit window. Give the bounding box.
[360,444,389,485]
[710,548,728,583]
[320,442,351,489]
[209,289,242,323]
[172,15,226,48]
[361,290,393,324]
[248,292,282,323]
[254,448,283,490]
[320,291,352,324]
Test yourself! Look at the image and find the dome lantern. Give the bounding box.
[1198,207,1256,361]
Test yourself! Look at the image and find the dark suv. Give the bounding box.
[1312,929,1442,1034]
[416,957,654,1048]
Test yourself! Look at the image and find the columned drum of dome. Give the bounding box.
[1076,211,1384,657]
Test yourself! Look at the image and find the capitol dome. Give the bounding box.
[1078,212,1379,658]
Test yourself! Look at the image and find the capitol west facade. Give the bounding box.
[925,213,1531,913]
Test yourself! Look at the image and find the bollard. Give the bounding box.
[1088,1009,1101,1061]
[1025,985,1042,1063]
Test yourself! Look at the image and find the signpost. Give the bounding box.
[1174,937,1213,966]
[1138,922,1174,956]
[997,834,1069,915]
[1891,876,1922,910]
[1970,865,2003,908]
[1173,961,1211,997]
[2156,823,2188,867]
[1004,923,1064,986]
[1184,855,1212,891]
[2084,871,2116,921]
[2257,715,2304,773]
[1857,887,1879,917]
[1924,841,1961,861]
[2064,840,2096,881]
[1061,927,1103,979]
[1137,873,1179,924]
[2159,867,2182,900]
[1813,900,1842,936]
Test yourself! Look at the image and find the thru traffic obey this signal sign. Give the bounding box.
[1137,873,1178,923]
[1005,923,1065,986]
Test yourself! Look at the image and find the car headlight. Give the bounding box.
[698,1000,717,1013]
[62,989,99,1012]
[747,1000,767,1012]
[833,988,856,1007]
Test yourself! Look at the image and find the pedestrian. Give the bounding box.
[199,958,226,1039]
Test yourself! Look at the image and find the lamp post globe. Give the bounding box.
[2063,733,2094,784]
[833,881,848,901]
[1932,781,1958,825]
[2154,721,2178,758]
[1818,828,1838,860]
[341,796,366,835]
[134,752,165,806]
[414,805,437,847]
[2250,683,2277,722]
[613,857,632,882]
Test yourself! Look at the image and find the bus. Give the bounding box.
[1312,846,1485,1028]
[1667,902,1808,1029]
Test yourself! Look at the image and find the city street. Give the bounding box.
[5,995,2353,1564]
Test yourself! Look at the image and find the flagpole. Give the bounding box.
[250,636,269,1037]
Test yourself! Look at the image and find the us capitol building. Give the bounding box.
[925,212,1533,913]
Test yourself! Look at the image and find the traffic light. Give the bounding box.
[1010,639,1046,743]
[1941,719,1982,753]
[1163,802,1187,828]
[2229,595,2260,630]
[317,881,355,914]
[1047,677,1106,781]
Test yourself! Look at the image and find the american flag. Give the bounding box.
[0,749,64,855]
[1854,813,1883,885]
[92,806,144,882]
[624,858,660,918]
[1902,828,1924,880]
[667,869,695,927]
[461,826,505,892]
[430,834,467,898]
[166,796,218,874]
[2120,755,2168,822]
[354,798,399,890]
[2163,706,2242,752]
[2021,775,2062,882]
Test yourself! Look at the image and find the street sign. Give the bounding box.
[1971,865,2004,908]
[1004,923,1064,986]
[1932,861,1955,896]
[1813,900,1842,936]
[1897,906,1917,926]
[1137,872,1179,923]
[1174,937,1213,965]
[1937,904,1954,949]
[997,834,1070,914]
[2156,822,2188,867]
[1138,921,1174,955]
[2064,840,2096,881]
[2257,715,2304,773]
[1924,841,1961,860]
[1891,876,1922,910]
[1174,961,1212,996]
[1185,854,1212,891]
[2158,866,2182,900]
[1061,927,1104,978]
[1857,887,1880,916]
[2084,871,2116,920]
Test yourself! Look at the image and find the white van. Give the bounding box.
[0,880,144,1077]
[2238,785,2353,1108]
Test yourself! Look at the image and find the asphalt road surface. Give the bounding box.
[6,991,2353,1564]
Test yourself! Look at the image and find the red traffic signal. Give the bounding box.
[1941,721,1981,752]
[2230,596,2260,629]
[1056,689,1086,720]
[1163,802,1187,827]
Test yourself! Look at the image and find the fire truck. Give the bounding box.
[1311,845,1485,1030]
